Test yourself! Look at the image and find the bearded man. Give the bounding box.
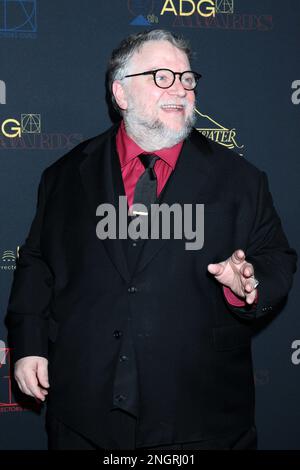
[6,29,297,450]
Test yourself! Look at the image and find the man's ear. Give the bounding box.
[112,81,128,111]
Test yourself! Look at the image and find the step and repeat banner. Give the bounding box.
[0,0,299,450]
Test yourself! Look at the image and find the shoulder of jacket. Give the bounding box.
[189,128,262,179]
[41,123,118,181]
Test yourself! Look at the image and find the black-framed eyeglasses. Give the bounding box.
[123,68,202,91]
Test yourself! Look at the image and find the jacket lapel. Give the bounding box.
[79,124,131,284]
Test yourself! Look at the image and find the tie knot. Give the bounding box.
[138,153,159,170]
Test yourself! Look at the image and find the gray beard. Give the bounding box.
[123,109,196,151]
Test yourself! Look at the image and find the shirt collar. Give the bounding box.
[116,120,183,170]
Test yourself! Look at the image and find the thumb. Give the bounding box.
[37,360,49,388]
[207,263,224,276]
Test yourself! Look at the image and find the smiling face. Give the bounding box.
[112,40,196,150]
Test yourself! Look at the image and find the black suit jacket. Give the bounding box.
[6,125,297,448]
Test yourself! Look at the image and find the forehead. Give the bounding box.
[129,40,190,71]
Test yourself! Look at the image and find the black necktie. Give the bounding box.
[132,154,160,215]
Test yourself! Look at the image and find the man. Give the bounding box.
[6,30,297,450]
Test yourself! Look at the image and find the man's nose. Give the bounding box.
[167,75,187,96]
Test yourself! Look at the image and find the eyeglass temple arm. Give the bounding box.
[124,72,153,78]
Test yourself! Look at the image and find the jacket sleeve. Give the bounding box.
[5,171,54,363]
[225,171,297,320]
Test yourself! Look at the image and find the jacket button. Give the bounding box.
[128,286,137,293]
[120,355,128,362]
[113,330,122,339]
[115,394,126,402]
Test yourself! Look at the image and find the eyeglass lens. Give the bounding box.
[154,70,197,90]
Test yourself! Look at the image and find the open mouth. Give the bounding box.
[161,104,185,112]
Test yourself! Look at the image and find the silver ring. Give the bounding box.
[252,277,259,289]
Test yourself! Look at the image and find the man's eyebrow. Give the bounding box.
[145,66,167,71]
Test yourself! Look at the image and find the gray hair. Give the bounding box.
[106,29,192,114]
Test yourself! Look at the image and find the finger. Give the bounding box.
[14,372,32,396]
[25,381,47,401]
[244,276,259,292]
[24,370,47,401]
[18,379,35,398]
[37,361,49,389]
[243,278,256,293]
[207,263,225,276]
[15,376,27,395]
[246,289,257,305]
[231,249,245,265]
[241,263,253,278]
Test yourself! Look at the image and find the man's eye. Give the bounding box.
[183,74,194,84]
[156,74,168,81]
